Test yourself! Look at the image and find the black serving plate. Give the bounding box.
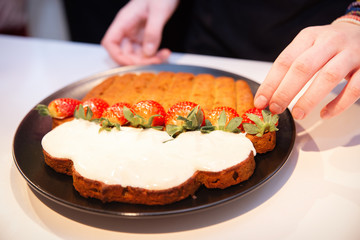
[13,64,295,218]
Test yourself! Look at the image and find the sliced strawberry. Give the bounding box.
[36,98,81,119]
[241,108,263,126]
[207,106,240,127]
[201,106,242,133]
[165,101,205,138]
[125,100,166,128]
[102,102,132,125]
[240,107,279,137]
[82,98,109,119]
[165,101,205,126]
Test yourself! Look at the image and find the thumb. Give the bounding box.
[143,2,178,56]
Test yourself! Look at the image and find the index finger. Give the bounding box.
[254,27,317,110]
[101,21,127,64]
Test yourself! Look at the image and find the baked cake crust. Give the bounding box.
[43,149,255,205]
[82,72,254,115]
[246,132,276,154]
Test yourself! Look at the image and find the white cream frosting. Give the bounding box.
[42,119,256,190]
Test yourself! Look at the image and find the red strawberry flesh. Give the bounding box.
[131,100,166,127]
[48,98,81,119]
[82,98,109,119]
[165,101,205,126]
[102,102,132,125]
[207,106,239,127]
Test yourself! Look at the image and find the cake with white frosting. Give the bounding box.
[38,71,279,205]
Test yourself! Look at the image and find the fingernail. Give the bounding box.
[144,43,155,56]
[270,103,283,114]
[320,109,330,119]
[254,95,268,108]
[292,107,305,120]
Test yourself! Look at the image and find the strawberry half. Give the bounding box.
[201,106,242,133]
[241,107,279,137]
[95,102,133,132]
[124,100,166,129]
[102,102,132,125]
[82,98,109,119]
[165,101,205,138]
[241,108,263,127]
[36,98,81,119]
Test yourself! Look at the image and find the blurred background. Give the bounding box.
[1,0,349,61]
[0,0,136,42]
[0,0,189,52]
[1,0,70,40]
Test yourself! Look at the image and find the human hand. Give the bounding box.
[254,22,360,120]
[101,0,179,65]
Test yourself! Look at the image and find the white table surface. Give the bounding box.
[1,34,359,240]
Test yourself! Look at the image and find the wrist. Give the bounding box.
[333,0,360,26]
[332,1,360,26]
[332,15,360,26]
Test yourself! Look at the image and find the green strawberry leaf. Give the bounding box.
[262,110,272,123]
[217,110,227,130]
[200,125,216,133]
[166,124,185,138]
[195,106,204,128]
[225,117,242,133]
[151,126,164,131]
[124,106,163,129]
[205,119,212,126]
[270,114,279,128]
[86,107,93,120]
[243,122,260,135]
[166,106,204,138]
[123,106,141,127]
[187,106,198,118]
[246,113,264,127]
[177,115,189,122]
[35,104,51,116]
[114,123,121,131]
[144,114,162,128]
[200,119,215,133]
[185,120,194,130]
[123,106,135,121]
[200,111,242,134]
[97,117,121,132]
[243,110,279,136]
[185,105,203,129]
[74,104,93,121]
